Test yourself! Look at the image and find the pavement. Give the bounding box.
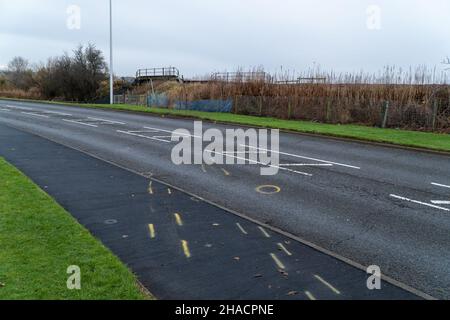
[0,99,449,299]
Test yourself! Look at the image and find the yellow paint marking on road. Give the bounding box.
[148,224,156,239]
[270,253,286,270]
[305,291,316,300]
[221,168,231,176]
[256,185,281,195]
[258,226,271,238]
[181,240,191,258]
[277,243,293,256]
[314,275,341,295]
[174,213,183,226]
[236,223,248,235]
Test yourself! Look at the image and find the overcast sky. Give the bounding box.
[1,0,449,78]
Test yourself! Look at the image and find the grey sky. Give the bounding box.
[1,0,449,78]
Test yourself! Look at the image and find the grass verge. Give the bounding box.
[1,97,450,153]
[0,157,150,300]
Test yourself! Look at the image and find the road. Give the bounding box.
[0,99,449,299]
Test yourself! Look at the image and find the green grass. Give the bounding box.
[0,158,150,300]
[1,96,450,152]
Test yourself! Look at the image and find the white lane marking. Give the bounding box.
[280,163,333,167]
[0,108,10,111]
[144,126,202,139]
[236,223,248,235]
[62,119,98,127]
[43,111,72,116]
[21,112,49,118]
[270,253,286,270]
[88,117,126,125]
[242,145,361,170]
[305,291,316,300]
[277,243,293,256]
[432,182,450,189]
[7,105,34,111]
[390,194,450,212]
[314,275,341,295]
[258,226,271,238]
[204,149,312,177]
[431,200,450,205]
[117,130,171,143]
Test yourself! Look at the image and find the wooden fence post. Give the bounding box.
[381,101,390,128]
[432,100,438,131]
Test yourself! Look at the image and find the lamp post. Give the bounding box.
[109,0,114,104]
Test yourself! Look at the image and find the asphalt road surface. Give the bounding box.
[1,99,449,299]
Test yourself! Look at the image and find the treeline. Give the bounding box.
[0,44,110,102]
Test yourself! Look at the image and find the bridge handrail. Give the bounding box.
[136,67,180,78]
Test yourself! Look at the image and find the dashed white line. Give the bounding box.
[280,163,333,167]
[314,275,341,295]
[63,119,98,127]
[117,130,171,143]
[236,223,248,235]
[305,291,316,300]
[432,182,450,189]
[390,194,450,212]
[258,226,271,238]
[270,253,286,270]
[430,200,450,205]
[277,243,293,256]
[88,117,126,125]
[21,112,49,118]
[43,111,72,116]
[242,145,361,170]
[7,105,34,111]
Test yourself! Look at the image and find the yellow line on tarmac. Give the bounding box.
[277,243,293,256]
[258,226,271,238]
[314,275,341,295]
[305,291,316,300]
[181,240,191,258]
[174,213,183,226]
[148,224,155,239]
[270,253,286,270]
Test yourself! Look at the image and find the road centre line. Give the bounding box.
[204,149,312,177]
[117,130,171,143]
[432,182,450,189]
[7,105,34,111]
[242,145,361,170]
[21,112,49,118]
[88,117,126,125]
[148,224,156,239]
[431,200,450,205]
[0,108,10,111]
[63,119,98,127]
[181,240,191,258]
[390,194,450,212]
[305,291,316,300]
[258,226,271,238]
[280,163,333,167]
[144,126,202,139]
[43,110,72,116]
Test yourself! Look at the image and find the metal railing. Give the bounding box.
[211,72,272,83]
[136,67,180,79]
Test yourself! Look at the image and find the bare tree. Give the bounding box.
[7,56,34,90]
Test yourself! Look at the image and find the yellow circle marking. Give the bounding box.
[256,185,281,195]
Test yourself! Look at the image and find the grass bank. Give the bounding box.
[0,157,150,300]
[1,97,450,153]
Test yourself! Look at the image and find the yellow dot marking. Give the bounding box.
[314,275,341,295]
[221,168,231,176]
[236,223,248,235]
[270,253,285,270]
[258,226,271,238]
[305,291,316,300]
[181,240,191,258]
[277,243,292,256]
[174,213,183,226]
[148,224,155,239]
[256,185,281,195]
